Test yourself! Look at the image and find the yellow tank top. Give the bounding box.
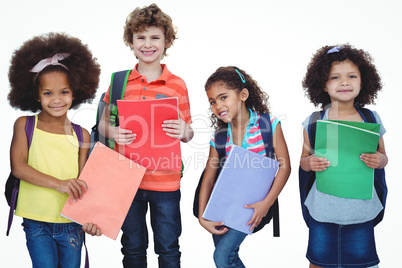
[15,115,80,223]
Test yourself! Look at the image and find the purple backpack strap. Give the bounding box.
[7,116,36,236]
[73,122,90,268]
[25,116,35,149]
[72,123,83,147]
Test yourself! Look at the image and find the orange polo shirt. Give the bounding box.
[104,64,192,191]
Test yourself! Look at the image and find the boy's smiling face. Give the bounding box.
[131,26,167,66]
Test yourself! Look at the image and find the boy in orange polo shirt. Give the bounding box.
[99,4,193,267]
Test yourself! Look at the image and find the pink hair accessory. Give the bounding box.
[29,53,70,74]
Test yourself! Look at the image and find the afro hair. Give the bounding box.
[302,44,382,109]
[8,32,101,112]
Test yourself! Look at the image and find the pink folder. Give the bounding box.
[61,142,146,240]
[117,97,181,171]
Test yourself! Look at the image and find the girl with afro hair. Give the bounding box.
[8,32,101,267]
[198,66,291,267]
[300,44,387,268]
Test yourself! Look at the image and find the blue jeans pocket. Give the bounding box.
[22,218,44,238]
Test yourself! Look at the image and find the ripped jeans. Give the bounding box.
[22,218,84,268]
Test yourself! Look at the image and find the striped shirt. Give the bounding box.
[103,64,192,192]
[210,109,279,156]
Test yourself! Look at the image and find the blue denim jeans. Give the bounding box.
[212,228,247,268]
[307,217,379,268]
[22,218,84,268]
[121,189,182,268]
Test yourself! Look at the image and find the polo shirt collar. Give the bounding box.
[129,64,172,83]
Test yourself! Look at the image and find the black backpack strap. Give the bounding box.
[307,111,324,152]
[258,113,279,237]
[214,128,228,159]
[258,114,274,157]
[356,107,387,226]
[356,107,376,123]
[304,110,326,199]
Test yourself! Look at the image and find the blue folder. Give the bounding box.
[203,145,279,234]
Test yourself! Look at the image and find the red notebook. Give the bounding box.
[117,97,181,171]
[61,142,146,240]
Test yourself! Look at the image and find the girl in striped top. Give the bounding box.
[198,66,291,268]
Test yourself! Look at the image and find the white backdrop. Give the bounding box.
[1,0,401,267]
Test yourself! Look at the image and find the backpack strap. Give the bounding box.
[25,116,35,149]
[258,114,274,158]
[103,70,130,150]
[356,107,376,123]
[71,122,90,268]
[307,110,324,152]
[214,129,228,159]
[6,115,35,236]
[109,70,130,127]
[72,123,83,147]
[72,122,89,268]
[259,113,279,237]
[300,110,325,227]
[356,107,387,226]
[70,122,90,268]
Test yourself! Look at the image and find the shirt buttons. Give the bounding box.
[141,79,144,82]
[144,87,147,90]
[142,96,146,99]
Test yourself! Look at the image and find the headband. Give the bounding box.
[29,53,70,80]
[327,46,344,54]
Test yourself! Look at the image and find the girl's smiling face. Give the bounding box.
[207,82,248,123]
[37,71,74,118]
[325,59,362,105]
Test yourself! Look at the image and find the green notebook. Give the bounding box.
[314,120,380,199]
